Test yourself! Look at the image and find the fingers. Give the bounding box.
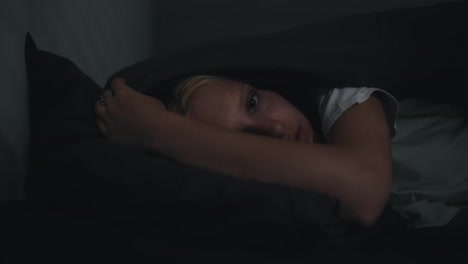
[97,85,120,113]
[101,89,113,99]
[95,97,107,118]
[96,118,108,136]
[95,79,131,138]
[95,79,126,125]
[95,98,109,133]
[110,78,131,96]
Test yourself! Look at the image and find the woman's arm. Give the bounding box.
[97,79,392,226]
[326,95,392,225]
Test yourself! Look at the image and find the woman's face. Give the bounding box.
[187,78,317,143]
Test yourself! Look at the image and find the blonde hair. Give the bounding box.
[168,75,224,115]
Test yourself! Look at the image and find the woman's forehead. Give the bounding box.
[191,79,245,106]
[188,79,248,127]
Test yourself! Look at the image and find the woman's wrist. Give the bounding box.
[145,111,185,154]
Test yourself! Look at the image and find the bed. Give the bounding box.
[1,0,466,261]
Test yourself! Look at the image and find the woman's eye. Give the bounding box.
[248,92,259,113]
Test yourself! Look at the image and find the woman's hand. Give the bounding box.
[95,78,168,148]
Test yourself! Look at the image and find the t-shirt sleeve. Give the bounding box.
[317,87,399,139]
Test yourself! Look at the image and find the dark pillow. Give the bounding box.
[25,34,102,152]
[24,34,347,251]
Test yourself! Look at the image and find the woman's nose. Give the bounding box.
[245,119,285,138]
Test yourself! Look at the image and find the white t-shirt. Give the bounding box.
[316,87,467,228]
[316,87,398,140]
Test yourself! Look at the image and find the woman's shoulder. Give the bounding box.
[316,87,399,139]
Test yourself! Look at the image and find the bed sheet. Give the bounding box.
[391,100,468,227]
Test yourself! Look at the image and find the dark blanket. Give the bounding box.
[113,1,465,109]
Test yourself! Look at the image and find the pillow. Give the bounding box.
[25,34,102,152]
[24,34,347,251]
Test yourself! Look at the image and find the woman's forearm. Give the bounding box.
[150,112,382,223]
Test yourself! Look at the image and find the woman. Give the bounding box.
[95,72,466,228]
[94,68,397,227]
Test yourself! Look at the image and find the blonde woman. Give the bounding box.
[95,71,399,228]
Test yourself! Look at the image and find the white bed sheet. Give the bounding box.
[391,99,468,227]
